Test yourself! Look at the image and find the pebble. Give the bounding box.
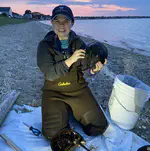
[142,126,146,129]
[141,135,146,139]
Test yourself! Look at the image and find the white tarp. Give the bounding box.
[0,105,149,151]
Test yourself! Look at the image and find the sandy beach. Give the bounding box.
[0,21,150,142]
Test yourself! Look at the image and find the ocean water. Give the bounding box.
[40,19,150,56]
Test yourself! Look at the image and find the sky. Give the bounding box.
[0,0,150,16]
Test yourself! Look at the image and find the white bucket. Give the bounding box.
[108,74,150,130]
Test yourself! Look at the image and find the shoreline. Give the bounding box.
[0,21,150,143]
[40,20,150,57]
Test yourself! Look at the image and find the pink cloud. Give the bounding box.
[101,4,136,11]
[65,0,92,2]
[67,4,136,16]
[0,2,136,16]
[0,2,57,15]
[68,5,97,16]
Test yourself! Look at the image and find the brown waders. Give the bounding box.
[41,69,108,140]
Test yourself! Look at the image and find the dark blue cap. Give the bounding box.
[51,5,74,24]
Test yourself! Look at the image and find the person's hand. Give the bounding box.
[91,59,107,74]
[65,49,86,68]
[70,49,86,63]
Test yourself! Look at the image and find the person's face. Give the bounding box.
[52,15,73,38]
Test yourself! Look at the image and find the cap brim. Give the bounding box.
[51,14,71,21]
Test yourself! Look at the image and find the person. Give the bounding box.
[37,5,108,151]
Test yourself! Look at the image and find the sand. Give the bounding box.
[0,21,150,142]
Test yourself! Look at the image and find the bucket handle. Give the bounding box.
[109,88,142,115]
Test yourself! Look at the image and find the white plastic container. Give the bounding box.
[108,75,150,130]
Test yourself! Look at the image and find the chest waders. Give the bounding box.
[41,39,108,151]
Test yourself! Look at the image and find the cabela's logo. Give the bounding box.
[58,82,71,86]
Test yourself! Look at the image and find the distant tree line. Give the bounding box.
[2,9,150,20]
[19,10,150,20]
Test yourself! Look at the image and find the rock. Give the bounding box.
[142,126,146,129]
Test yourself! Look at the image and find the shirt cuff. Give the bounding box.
[62,60,70,71]
[87,68,95,76]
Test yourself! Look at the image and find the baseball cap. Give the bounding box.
[51,5,74,24]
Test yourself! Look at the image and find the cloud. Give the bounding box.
[1,0,137,16]
[27,1,136,12]
[29,3,136,16]
[65,0,92,2]
[65,4,136,16]
[28,0,64,5]
[1,0,31,3]
[28,0,92,5]
[100,4,136,11]
[28,1,57,5]
[68,4,100,16]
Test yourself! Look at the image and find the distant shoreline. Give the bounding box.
[74,16,150,19]
[34,16,150,22]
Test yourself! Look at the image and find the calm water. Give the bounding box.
[40,19,150,56]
